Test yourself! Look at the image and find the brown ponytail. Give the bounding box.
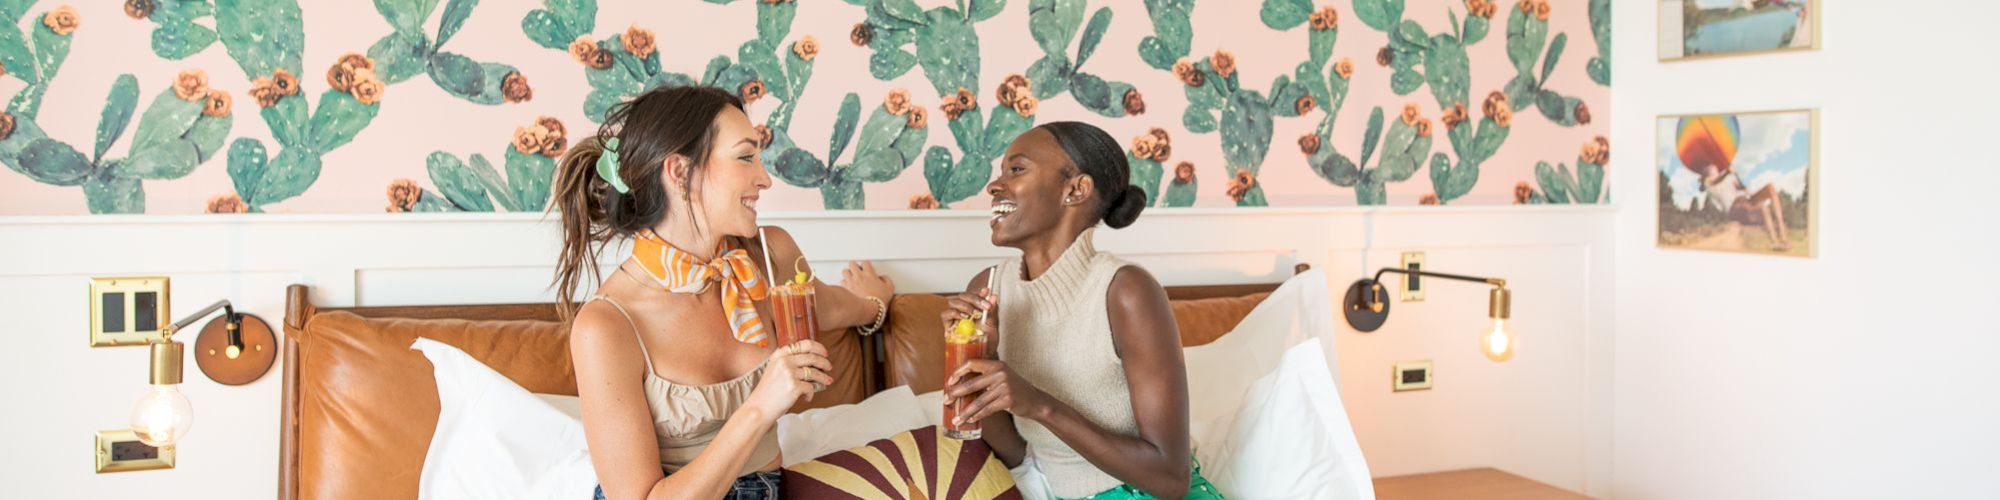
[548,85,745,323]
[551,136,609,323]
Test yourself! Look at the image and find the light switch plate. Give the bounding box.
[1399,252,1425,302]
[90,277,170,347]
[95,429,174,473]
[1393,360,1433,392]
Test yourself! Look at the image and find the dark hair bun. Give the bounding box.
[1104,184,1147,229]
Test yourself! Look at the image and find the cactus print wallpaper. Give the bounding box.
[0,0,1609,214]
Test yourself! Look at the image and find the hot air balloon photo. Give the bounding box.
[1661,0,1819,60]
[1657,110,1817,257]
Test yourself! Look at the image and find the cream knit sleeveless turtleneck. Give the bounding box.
[994,228,1140,498]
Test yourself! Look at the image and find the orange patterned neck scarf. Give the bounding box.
[630,231,771,346]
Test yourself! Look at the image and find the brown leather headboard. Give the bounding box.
[276,285,872,500]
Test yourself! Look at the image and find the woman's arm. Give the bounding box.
[572,305,833,500]
[757,227,893,329]
[948,267,1192,499]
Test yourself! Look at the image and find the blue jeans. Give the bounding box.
[594,470,781,500]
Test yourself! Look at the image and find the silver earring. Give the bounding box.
[1064,196,1074,204]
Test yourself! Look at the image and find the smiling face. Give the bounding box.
[675,105,771,239]
[986,128,1088,247]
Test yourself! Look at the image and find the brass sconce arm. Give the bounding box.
[161,299,233,340]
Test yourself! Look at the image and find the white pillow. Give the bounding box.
[413,338,598,500]
[914,389,944,429]
[775,385,929,466]
[1182,269,1373,499]
[538,394,583,420]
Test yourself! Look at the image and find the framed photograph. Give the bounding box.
[1656,109,1817,257]
[1659,0,1818,61]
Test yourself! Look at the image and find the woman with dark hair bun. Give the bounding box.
[942,122,1224,499]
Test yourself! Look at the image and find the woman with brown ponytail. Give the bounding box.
[550,85,895,500]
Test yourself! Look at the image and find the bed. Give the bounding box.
[274,264,1309,500]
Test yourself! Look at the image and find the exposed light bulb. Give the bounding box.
[1480,318,1515,362]
[131,385,193,447]
[134,340,193,447]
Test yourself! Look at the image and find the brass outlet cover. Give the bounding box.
[95,429,175,473]
[1399,252,1425,302]
[1393,360,1433,392]
[90,277,170,347]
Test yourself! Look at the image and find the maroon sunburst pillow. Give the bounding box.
[782,425,1021,500]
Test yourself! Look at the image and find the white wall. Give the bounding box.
[0,207,1613,498]
[1608,1,2000,499]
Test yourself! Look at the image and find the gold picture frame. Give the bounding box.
[1655,108,1819,258]
[1658,0,1820,62]
[95,429,176,473]
[89,277,170,347]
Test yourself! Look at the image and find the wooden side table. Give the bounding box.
[1374,468,1594,500]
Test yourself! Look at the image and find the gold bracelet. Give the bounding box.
[856,296,888,336]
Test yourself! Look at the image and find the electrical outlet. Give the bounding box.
[90,277,170,347]
[1392,360,1433,392]
[1399,252,1425,302]
[95,429,174,473]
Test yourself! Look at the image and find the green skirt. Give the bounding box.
[1058,459,1225,500]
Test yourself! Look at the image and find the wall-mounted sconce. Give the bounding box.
[1343,268,1516,362]
[131,299,275,448]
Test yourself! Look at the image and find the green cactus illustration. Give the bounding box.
[846,0,1020,207]
[526,0,914,209]
[1311,106,1431,205]
[765,92,927,210]
[1124,130,1171,206]
[1,74,234,213]
[1127,155,1161,205]
[420,149,558,212]
[1263,0,1405,206]
[138,0,301,73]
[137,0,221,60]
[1024,0,1141,118]
[524,0,801,123]
[1161,167,1196,207]
[418,116,565,212]
[1343,1,1519,204]
[1426,113,1509,204]
[1,4,79,119]
[1182,54,1327,207]
[1353,0,1428,95]
[1140,1,1370,206]
[1534,138,1608,204]
[363,0,532,105]
[1586,0,1610,86]
[1354,0,1499,97]
[221,0,379,211]
[1137,0,1192,71]
[1418,7,1512,205]
[129,0,384,211]
[1533,159,1604,204]
[1504,3,1588,126]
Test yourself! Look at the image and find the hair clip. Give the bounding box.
[596,137,630,194]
